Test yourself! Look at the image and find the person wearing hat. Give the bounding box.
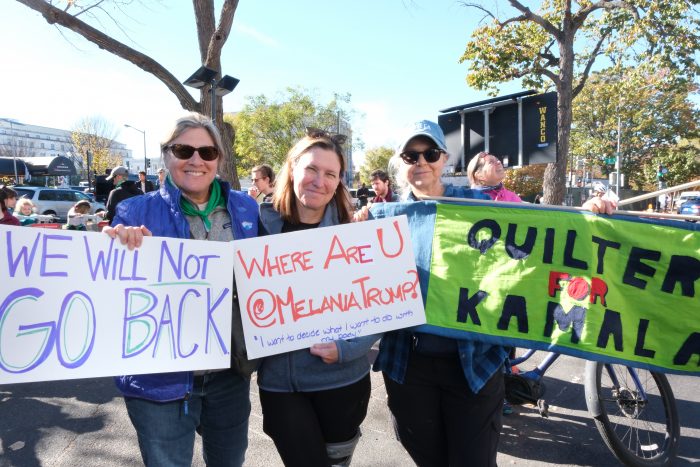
[102,166,143,222]
[366,120,506,466]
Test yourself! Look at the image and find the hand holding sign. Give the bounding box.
[103,223,153,250]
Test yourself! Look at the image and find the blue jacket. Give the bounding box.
[256,201,379,392]
[113,179,258,402]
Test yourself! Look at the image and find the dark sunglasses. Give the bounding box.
[400,148,444,165]
[305,127,348,145]
[165,144,220,161]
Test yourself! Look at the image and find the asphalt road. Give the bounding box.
[1,353,698,466]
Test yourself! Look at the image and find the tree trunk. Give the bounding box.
[16,0,241,188]
[543,25,575,206]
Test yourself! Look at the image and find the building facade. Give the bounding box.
[0,118,135,180]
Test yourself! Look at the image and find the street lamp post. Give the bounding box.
[183,66,239,121]
[124,124,148,174]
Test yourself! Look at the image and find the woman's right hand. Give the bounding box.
[103,224,152,250]
[353,205,370,222]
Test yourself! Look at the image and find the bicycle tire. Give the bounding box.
[584,361,680,467]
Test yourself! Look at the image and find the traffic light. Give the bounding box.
[657,164,667,181]
[145,158,151,169]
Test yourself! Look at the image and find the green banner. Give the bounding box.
[425,203,700,375]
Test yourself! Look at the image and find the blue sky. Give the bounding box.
[1,1,524,166]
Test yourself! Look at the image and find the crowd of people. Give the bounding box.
[3,111,616,467]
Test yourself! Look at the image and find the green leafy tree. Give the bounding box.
[460,0,700,203]
[503,164,546,201]
[17,0,245,188]
[358,146,394,185]
[571,67,700,190]
[231,88,354,177]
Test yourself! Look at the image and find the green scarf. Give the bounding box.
[178,178,225,231]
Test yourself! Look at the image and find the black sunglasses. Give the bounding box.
[306,127,348,145]
[400,148,444,165]
[165,144,220,161]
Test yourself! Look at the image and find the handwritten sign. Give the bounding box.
[0,225,234,384]
[370,201,700,375]
[232,216,426,358]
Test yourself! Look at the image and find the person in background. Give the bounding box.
[369,120,504,467]
[104,112,259,467]
[13,197,39,225]
[0,186,19,226]
[257,128,377,467]
[64,199,92,230]
[369,169,399,203]
[102,166,143,222]
[467,150,523,415]
[138,170,155,193]
[583,181,617,214]
[467,151,522,202]
[157,167,167,187]
[356,182,370,208]
[247,163,275,204]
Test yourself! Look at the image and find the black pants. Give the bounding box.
[259,374,371,467]
[384,352,504,467]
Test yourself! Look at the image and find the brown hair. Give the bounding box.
[273,135,353,224]
[252,164,275,185]
[73,200,92,214]
[0,185,17,213]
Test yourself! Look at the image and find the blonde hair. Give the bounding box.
[466,152,492,186]
[15,197,35,215]
[273,135,353,224]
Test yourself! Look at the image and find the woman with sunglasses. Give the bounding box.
[104,112,259,467]
[0,185,20,226]
[256,129,378,467]
[467,151,522,202]
[371,120,506,467]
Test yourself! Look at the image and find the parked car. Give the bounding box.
[678,196,700,221]
[673,191,700,211]
[12,186,106,221]
[348,188,376,209]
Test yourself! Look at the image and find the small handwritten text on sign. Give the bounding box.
[233,216,426,358]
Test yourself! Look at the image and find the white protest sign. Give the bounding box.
[233,216,426,358]
[0,225,234,384]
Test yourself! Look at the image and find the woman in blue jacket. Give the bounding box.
[106,112,258,467]
[257,129,378,467]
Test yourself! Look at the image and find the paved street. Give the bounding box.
[1,353,699,466]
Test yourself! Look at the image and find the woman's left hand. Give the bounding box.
[310,342,339,364]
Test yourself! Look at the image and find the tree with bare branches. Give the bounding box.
[17,0,244,188]
[460,0,700,204]
[71,115,121,178]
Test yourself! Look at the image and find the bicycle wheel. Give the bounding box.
[584,361,680,467]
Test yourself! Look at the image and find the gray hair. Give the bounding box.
[160,112,225,168]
